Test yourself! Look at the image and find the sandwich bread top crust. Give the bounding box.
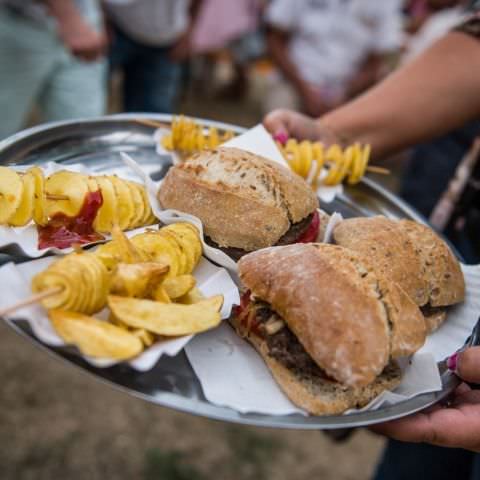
[333,217,429,306]
[399,220,465,307]
[158,147,319,251]
[238,243,392,388]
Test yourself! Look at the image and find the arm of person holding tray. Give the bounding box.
[263,26,480,160]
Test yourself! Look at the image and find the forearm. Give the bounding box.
[43,0,82,22]
[319,32,480,159]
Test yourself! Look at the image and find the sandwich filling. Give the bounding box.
[207,210,320,261]
[232,290,331,380]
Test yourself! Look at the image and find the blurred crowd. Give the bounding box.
[0,0,470,140]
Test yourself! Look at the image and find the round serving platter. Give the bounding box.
[0,114,460,429]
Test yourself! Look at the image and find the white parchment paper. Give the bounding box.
[0,242,239,371]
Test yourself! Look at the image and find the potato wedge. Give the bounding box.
[8,171,35,226]
[46,170,89,218]
[0,167,23,224]
[151,285,171,303]
[109,175,135,230]
[108,294,223,335]
[49,310,143,359]
[111,225,149,264]
[177,287,205,305]
[111,262,169,297]
[162,274,196,299]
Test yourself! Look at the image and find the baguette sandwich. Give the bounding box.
[232,243,427,415]
[158,147,320,260]
[332,217,465,332]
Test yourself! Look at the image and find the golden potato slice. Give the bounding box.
[91,176,118,233]
[110,262,169,298]
[177,287,205,305]
[109,175,135,230]
[158,229,186,274]
[130,232,179,277]
[0,167,23,224]
[151,285,171,303]
[94,241,123,270]
[135,182,154,226]
[162,275,196,300]
[127,181,145,229]
[8,171,35,226]
[28,166,48,225]
[111,225,149,264]
[108,295,223,335]
[46,170,89,218]
[49,310,143,360]
[201,295,224,312]
[163,223,202,269]
[131,328,155,347]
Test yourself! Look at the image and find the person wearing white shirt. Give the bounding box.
[264,0,403,116]
[103,0,202,113]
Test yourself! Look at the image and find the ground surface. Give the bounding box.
[1,77,392,480]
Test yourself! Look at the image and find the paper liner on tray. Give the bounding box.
[184,263,480,416]
[0,244,239,372]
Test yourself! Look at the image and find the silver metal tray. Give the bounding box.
[0,114,460,429]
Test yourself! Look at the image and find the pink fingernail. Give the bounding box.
[273,131,288,145]
[447,353,458,371]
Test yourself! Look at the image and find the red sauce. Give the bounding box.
[38,190,104,249]
[296,210,320,244]
[233,290,265,338]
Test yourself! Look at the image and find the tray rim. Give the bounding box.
[0,113,460,430]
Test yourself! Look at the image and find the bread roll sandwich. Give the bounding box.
[332,217,465,332]
[158,147,320,260]
[231,243,426,415]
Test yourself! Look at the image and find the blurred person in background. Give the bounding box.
[0,0,107,140]
[264,7,480,477]
[263,0,404,117]
[190,0,265,99]
[103,0,203,114]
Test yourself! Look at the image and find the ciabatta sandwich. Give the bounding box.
[158,147,320,260]
[231,243,426,415]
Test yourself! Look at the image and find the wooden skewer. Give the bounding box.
[135,118,171,129]
[46,194,70,201]
[0,287,63,318]
[366,166,390,175]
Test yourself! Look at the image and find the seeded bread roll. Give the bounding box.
[158,147,319,251]
[238,243,426,389]
[333,217,429,306]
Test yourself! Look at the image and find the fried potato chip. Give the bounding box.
[111,262,169,297]
[162,223,202,271]
[177,287,205,305]
[162,274,196,299]
[130,232,180,277]
[127,181,145,229]
[158,229,186,274]
[49,310,143,359]
[108,294,223,335]
[109,175,135,230]
[0,167,23,224]
[136,183,154,226]
[131,328,155,347]
[91,175,118,233]
[8,171,35,226]
[151,285,171,303]
[29,166,47,226]
[46,170,89,218]
[111,225,149,264]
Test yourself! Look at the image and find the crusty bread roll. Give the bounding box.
[158,147,319,252]
[237,243,425,389]
[332,216,465,332]
[230,313,402,415]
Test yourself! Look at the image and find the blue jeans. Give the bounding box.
[109,26,182,113]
